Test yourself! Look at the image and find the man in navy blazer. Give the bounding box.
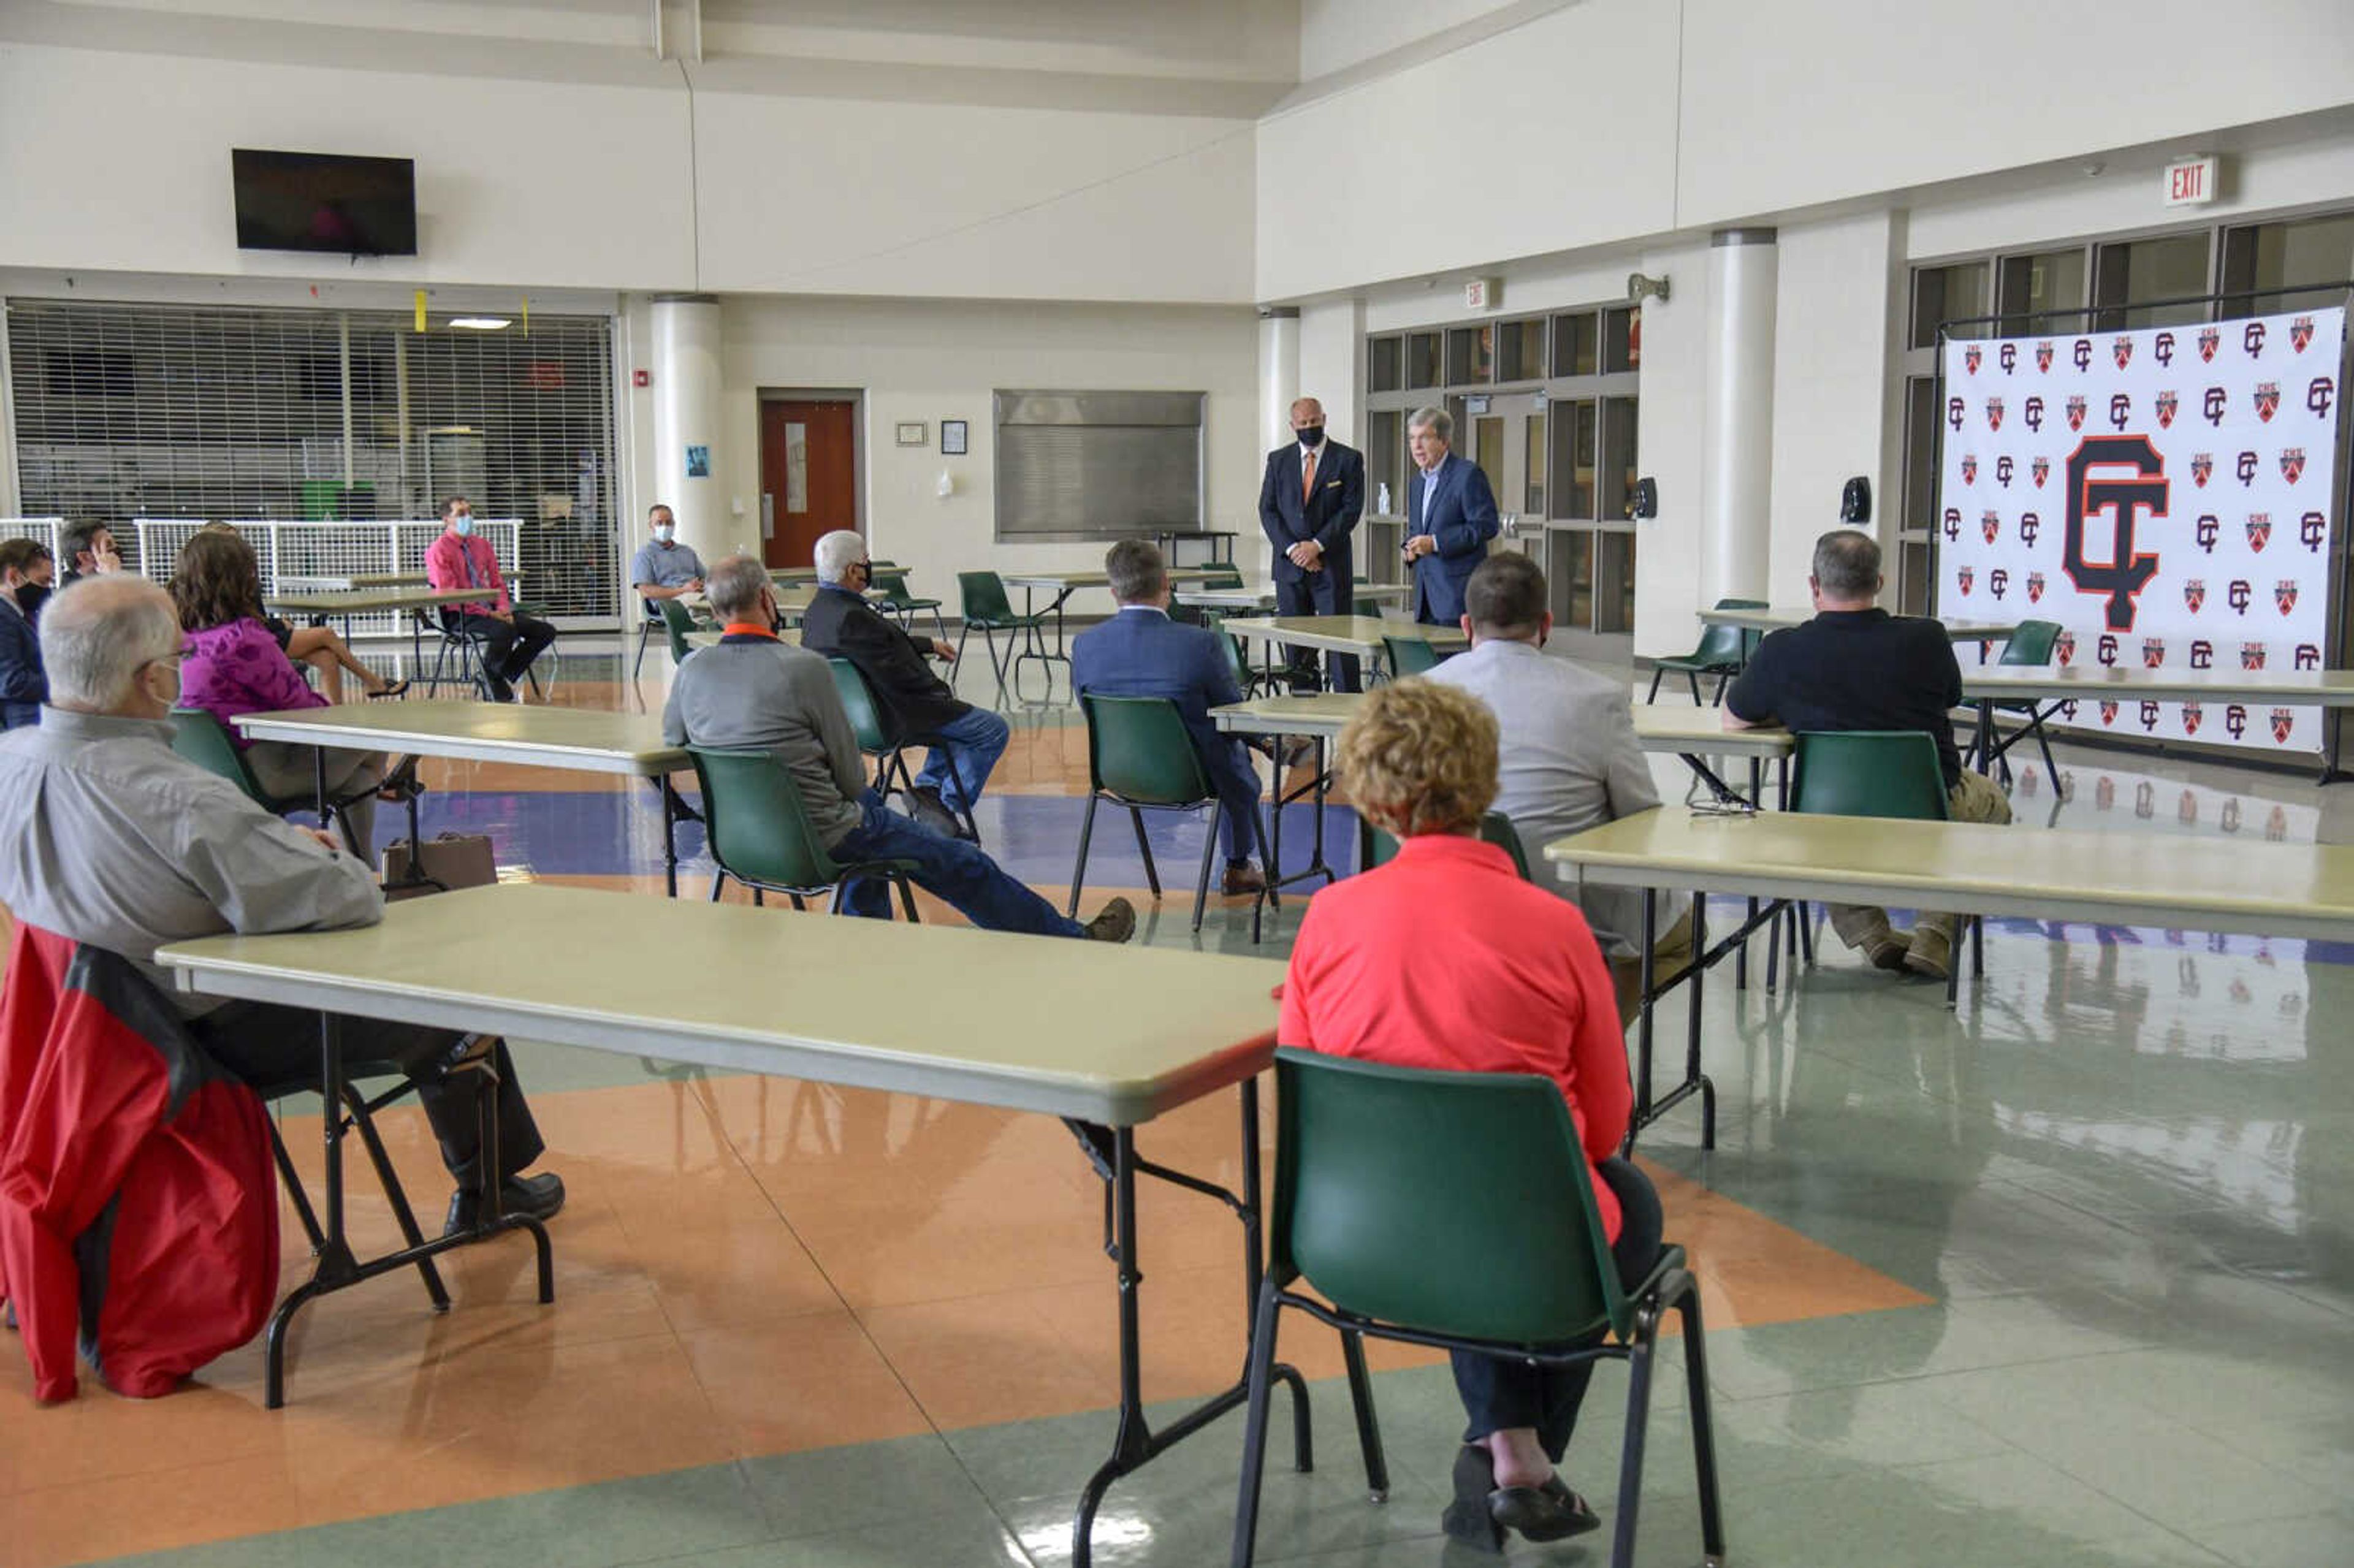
[1071,540,1268,896]
[1404,405,1501,625]
[1257,396,1365,691]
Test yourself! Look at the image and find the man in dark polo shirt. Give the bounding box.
[1723,528,2010,980]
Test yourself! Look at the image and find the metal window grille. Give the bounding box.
[132,517,524,637]
[4,299,619,626]
[0,518,63,558]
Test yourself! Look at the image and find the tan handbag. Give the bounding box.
[381,831,498,900]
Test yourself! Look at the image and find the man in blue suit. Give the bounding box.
[1257,395,1365,692]
[1403,405,1501,625]
[1071,540,1268,896]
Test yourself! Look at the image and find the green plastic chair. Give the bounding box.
[1198,563,1246,592]
[1646,598,1767,706]
[169,707,376,856]
[1380,633,1440,680]
[952,571,1053,702]
[1788,729,1982,1001]
[872,569,948,644]
[1357,812,1531,877]
[1068,694,1268,934]
[1978,618,2062,783]
[825,657,976,841]
[658,597,698,664]
[685,745,922,916]
[1230,1049,1725,1567]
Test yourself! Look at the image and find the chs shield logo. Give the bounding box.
[1981,510,2000,544]
[2019,511,2041,547]
[2054,630,2077,664]
[2035,340,2054,371]
[1965,345,1983,375]
[2199,327,2221,362]
[1956,565,1974,596]
[2291,316,2317,352]
[2238,451,2261,486]
[2281,449,2306,484]
[2245,322,2268,358]
[2192,453,2214,487]
[1947,396,1965,431]
[2098,633,2119,666]
[2065,395,2087,430]
[2142,638,2165,668]
[2000,343,2017,374]
[1996,455,2014,487]
[2242,642,2268,670]
[2276,580,2298,615]
[2247,514,2271,552]
[2155,390,2179,428]
[2314,377,2339,419]
[1986,397,2005,430]
[2190,639,2215,669]
[2298,643,2322,670]
[1989,568,2010,599]
[2113,337,2133,370]
[2272,709,2294,744]
[2255,382,2281,422]
[2182,700,2203,734]
[2196,514,2220,551]
[2032,456,2050,487]
[2098,701,2120,726]
[2073,338,2093,371]
[2155,331,2176,365]
[2184,579,2206,613]
[1943,507,1962,541]
[1961,455,1978,484]
[2027,572,2046,603]
[2303,512,2327,552]
[2229,579,2253,614]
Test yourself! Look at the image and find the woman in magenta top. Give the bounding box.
[170,530,390,854]
[1280,679,1660,1550]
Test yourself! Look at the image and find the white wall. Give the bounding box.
[622,295,1261,603]
[1766,211,1903,596]
[1296,0,1531,76]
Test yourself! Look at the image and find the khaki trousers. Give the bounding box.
[1828,768,2013,947]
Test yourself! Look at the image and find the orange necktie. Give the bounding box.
[1301,449,1317,503]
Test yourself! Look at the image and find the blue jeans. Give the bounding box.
[831,791,1082,937]
[912,705,1010,814]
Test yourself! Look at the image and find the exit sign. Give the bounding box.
[2164,154,2219,207]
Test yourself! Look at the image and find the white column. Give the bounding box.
[1259,307,1301,455]
[651,294,727,568]
[1701,229,1777,605]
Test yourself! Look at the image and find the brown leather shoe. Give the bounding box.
[1221,862,1267,896]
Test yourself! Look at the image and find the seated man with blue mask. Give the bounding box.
[1070,539,1269,897]
[630,503,706,612]
[665,555,1135,942]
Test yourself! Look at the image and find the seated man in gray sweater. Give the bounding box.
[664,555,1133,940]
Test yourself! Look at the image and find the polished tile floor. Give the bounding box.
[5,640,2353,1567]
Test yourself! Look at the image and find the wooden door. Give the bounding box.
[758,399,858,569]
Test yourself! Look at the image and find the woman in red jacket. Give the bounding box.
[1278,679,1660,1548]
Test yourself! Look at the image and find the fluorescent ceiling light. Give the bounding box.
[449,316,511,330]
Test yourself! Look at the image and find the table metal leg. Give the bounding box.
[1254,731,1337,940]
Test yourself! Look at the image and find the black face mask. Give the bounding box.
[13,583,46,618]
[1297,425,1326,449]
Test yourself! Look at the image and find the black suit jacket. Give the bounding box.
[799,585,969,736]
[1257,440,1363,587]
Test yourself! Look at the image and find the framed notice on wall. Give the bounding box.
[1937,305,2345,754]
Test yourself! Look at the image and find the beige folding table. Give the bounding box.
[232,701,700,896]
[1545,805,2354,1149]
[156,882,1296,1568]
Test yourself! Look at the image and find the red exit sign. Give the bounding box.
[2165,154,2219,207]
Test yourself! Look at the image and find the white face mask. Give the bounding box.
[653,525,676,544]
[450,514,474,537]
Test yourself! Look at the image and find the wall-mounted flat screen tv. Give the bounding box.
[232,148,417,256]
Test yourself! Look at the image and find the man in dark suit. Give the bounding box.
[1257,395,1365,691]
[1071,540,1268,896]
[1403,405,1501,625]
[801,528,1007,840]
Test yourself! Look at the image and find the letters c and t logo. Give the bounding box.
[2061,435,2168,633]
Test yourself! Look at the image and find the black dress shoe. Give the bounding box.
[1490,1473,1601,1542]
[1441,1445,1505,1554]
[444,1171,566,1237]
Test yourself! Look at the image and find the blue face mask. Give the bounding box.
[450,514,474,537]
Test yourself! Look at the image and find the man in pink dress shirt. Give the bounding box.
[424,496,555,702]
